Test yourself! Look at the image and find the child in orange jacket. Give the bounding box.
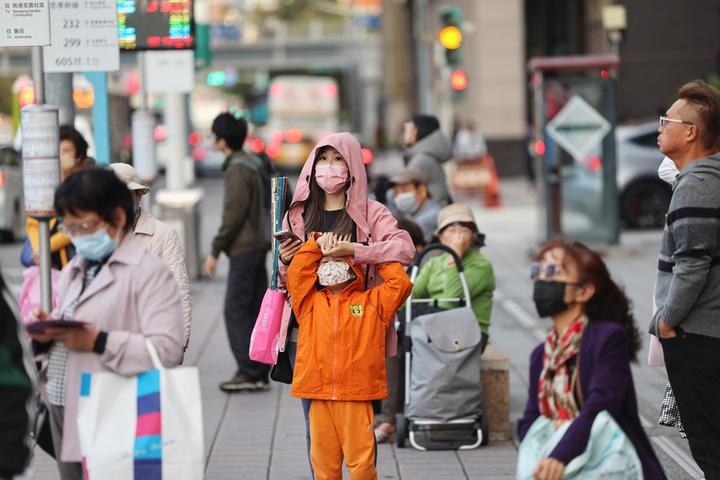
[287,232,413,480]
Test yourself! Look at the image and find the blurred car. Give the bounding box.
[0,146,26,241]
[616,122,671,228]
[560,121,669,230]
[192,139,226,177]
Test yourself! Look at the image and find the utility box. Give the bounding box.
[156,188,204,280]
[528,55,621,245]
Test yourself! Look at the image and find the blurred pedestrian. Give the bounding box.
[410,204,494,352]
[651,79,720,479]
[27,169,183,480]
[0,269,36,480]
[109,163,192,357]
[387,168,441,244]
[59,125,94,175]
[286,232,412,480]
[396,217,427,255]
[375,218,426,443]
[25,126,94,269]
[518,239,665,480]
[277,132,415,478]
[453,120,487,160]
[402,115,453,207]
[202,112,272,393]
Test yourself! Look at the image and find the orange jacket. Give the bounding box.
[287,236,413,401]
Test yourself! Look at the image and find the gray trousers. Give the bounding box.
[47,402,83,480]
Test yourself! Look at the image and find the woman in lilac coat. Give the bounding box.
[518,239,665,480]
[27,169,183,479]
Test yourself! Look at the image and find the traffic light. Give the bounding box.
[438,6,463,66]
[450,70,467,91]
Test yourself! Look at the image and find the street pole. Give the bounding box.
[414,0,433,114]
[44,72,74,127]
[132,51,157,210]
[29,46,56,313]
[164,92,188,190]
[137,51,147,111]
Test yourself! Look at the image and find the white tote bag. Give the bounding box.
[77,339,204,480]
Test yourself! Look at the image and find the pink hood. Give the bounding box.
[279,133,415,357]
[290,132,373,237]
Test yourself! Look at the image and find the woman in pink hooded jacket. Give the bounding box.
[277,132,414,477]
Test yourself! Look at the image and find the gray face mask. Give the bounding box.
[394,191,419,214]
[132,198,138,214]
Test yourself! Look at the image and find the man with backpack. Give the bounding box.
[203,112,272,393]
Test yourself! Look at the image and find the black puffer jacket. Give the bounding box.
[0,271,36,479]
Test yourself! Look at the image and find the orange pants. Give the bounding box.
[309,400,377,480]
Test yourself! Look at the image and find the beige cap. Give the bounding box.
[108,163,151,194]
[388,168,427,188]
[435,203,477,234]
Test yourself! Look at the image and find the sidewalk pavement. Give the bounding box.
[25,170,702,479]
[26,167,702,480]
[29,262,517,480]
[28,176,518,480]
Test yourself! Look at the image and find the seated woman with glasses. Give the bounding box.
[517,239,665,480]
[26,169,183,480]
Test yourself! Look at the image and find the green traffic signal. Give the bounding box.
[207,71,226,86]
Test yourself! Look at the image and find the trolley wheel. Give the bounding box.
[395,414,407,448]
[480,413,489,446]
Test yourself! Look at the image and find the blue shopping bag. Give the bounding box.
[516,410,643,480]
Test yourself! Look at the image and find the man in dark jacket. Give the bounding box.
[651,80,720,479]
[0,270,36,479]
[402,114,453,207]
[203,112,271,393]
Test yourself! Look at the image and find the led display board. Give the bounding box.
[117,0,194,50]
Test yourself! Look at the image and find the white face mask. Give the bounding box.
[658,157,679,184]
[317,260,353,286]
[394,191,420,214]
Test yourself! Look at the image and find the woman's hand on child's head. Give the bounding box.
[320,233,354,257]
[315,232,334,252]
[279,237,302,265]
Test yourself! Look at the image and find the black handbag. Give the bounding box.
[270,310,295,384]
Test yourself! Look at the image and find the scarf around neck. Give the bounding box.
[538,314,588,421]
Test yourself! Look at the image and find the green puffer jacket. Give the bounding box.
[411,248,495,336]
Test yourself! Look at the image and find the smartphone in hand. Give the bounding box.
[274,229,300,244]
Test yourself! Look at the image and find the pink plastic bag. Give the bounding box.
[249,289,286,365]
[19,266,61,320]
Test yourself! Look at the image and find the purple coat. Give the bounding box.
[517,321,666,479]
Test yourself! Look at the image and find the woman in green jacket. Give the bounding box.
[412,203,495,352]
[375,203,495,443]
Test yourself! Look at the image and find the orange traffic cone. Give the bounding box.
[481,155,502,207]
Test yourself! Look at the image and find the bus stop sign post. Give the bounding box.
[528,55,621,246]
[22,47,60,313]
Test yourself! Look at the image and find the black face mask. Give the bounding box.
[533,280,569,318]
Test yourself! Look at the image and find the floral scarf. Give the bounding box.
[538,314,588,421]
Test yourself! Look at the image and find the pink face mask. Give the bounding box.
[315,164,349,195]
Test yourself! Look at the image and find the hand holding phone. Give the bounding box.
[277,230,302,265]
[274,229,300,244]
